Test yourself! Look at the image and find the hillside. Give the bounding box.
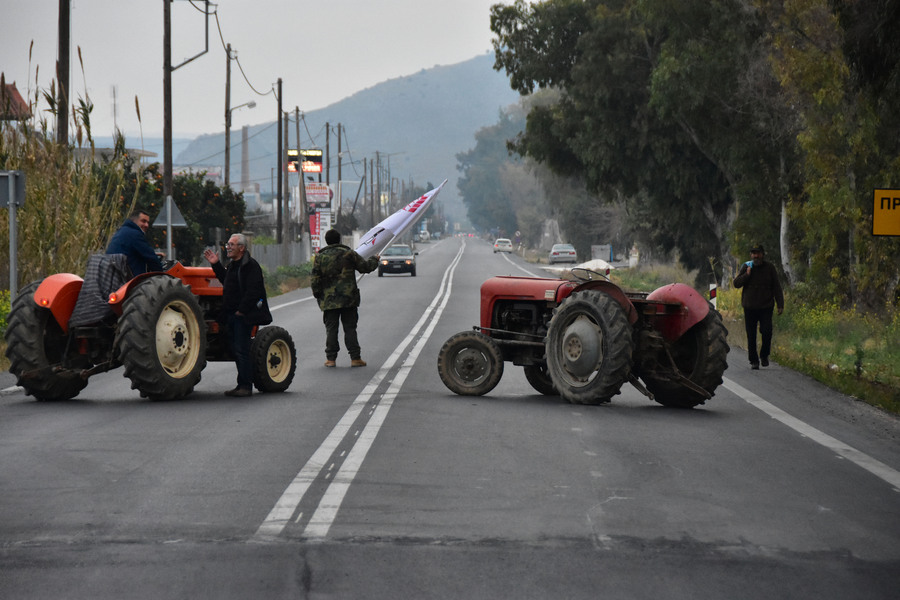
[174,53,520,227]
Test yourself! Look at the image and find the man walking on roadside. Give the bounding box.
[310,229,379,368]
[733,244,784,370]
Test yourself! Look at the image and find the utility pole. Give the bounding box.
[223,44,232,187]
[163,0,210,258]
[363,157,368,227]
[325,122,330,186]
[241,125,249,189]
[337,123,342,217]
[163,0,173,257]
[282,113,289,251]
[369,156,375,225]
[276,78,282,243]
[295,107,307,241]
[225,44,231,187]
[162,0,210,258]
[56,0,70,145]
[376,151,382,223]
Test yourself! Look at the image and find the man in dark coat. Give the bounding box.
[310,229,379,367]
[733,244,785,370]
[106,209,164,276]
[204,233,270,396]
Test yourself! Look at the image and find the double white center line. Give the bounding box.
[253,240,466,542]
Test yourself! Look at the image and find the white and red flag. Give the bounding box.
[355,179,447,259]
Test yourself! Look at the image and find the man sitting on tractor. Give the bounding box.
[106,208,164,276]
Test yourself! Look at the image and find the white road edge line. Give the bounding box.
[252,239,466,541]
[499,251,541,277]
[723,378,900,491]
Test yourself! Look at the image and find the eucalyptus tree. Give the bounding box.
[491,0,801,282]
[761,0,900,308]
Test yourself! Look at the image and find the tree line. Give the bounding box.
[458,0,899,310]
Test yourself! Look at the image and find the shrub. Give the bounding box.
[264,261,314,296]
[0,289,9,337]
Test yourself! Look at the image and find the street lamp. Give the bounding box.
[224,99,255,188]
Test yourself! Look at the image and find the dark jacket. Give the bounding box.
[211,251,271,325]
[733,259,784,311]
[106,219,164,276]
[310,243,378,310]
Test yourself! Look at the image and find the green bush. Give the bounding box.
[264,261,314,296]
[0,289,10,337]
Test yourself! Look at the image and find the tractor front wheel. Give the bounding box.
[251,326,297,393]
[437,331,504,396]
[115,277,206,400]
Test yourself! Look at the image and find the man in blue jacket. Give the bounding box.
[106,209,164,276]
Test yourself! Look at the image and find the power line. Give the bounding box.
[209,4,275,99]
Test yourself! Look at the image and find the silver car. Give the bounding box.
[549,243,577,264]
[493,238,513,253]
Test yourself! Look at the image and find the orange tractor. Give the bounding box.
[5,255,296,401]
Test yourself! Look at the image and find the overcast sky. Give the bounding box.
[1,0,506,139]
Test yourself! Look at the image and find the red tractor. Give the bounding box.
[4,254,297,401]
[437,268,729,408]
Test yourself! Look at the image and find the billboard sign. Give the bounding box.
[301,149,323,173]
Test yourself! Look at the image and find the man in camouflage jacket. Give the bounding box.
[311,229,380,367]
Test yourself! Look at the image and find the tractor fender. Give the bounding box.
[107,265,222,316]
[645,283,710,341]
[107,272,175,316]
[32,274,83,333]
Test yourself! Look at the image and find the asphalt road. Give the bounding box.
[2,237,899,599]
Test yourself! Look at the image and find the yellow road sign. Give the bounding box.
[873,188,900,236]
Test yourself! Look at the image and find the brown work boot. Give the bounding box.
[350,359,367,367]
[225,386,252,397]
[324,360,336,368]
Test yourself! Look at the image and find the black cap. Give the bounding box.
[324,229,341,245]
[750,244,764,253]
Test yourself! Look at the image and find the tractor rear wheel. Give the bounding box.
[546,290,634,405]
[4,281,89,401]
[523,364,557,396]
[251,326,297,393]
[437,331,504,396]
[644,306,729,408]
[115,277,206,400]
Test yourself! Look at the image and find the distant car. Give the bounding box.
[493,238,513,253]
[378,244,417,277]
[549,243,578,264]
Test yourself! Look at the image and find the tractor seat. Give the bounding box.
[68,253,132,328]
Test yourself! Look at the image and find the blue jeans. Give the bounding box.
[227,314,253,389]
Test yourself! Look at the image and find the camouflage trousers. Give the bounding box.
[323,307,361,360]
